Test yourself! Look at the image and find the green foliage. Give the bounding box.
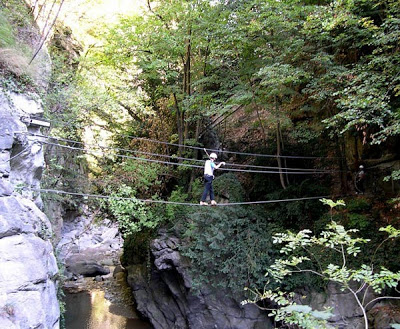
[288,125,321,145]
[0,0,39,91]
[346,198,371,212]
[262,181,330,230]
[311,0,400,143]
[319,198,346,209]
[105,160,163,198]
[121,228,153,267]
[0,0,32,28]
[246,199,400,328]
[102,184,163,237]
[347,213,371,230]
[165,186,192,222]
[178,206,277,295]
[213,173,245,202]
[55,251,67,329]
[384,170,400,182]
[0,11,15,48]
[242,289,334,328]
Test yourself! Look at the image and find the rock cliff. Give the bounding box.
[0,89,60,329]
[127,231,272,329]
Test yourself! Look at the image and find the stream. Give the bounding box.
[64,264,151,329]
[65,289,151,329]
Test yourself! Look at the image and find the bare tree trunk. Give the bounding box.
[29,0,65,64]
[30,0,39,15]
[34,0,47,22]
[40,0,57,39]
[187,118,201,194]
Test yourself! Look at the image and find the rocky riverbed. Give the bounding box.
[58,210,151,329]
[57,208,123,281]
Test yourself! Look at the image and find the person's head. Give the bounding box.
[359,165,364,169]
[209,153,217,161]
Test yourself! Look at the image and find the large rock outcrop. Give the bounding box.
[127,231,272,329]
[57,212,123,280]
[0,91,60,329]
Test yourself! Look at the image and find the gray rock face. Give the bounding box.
[0,196,60,329]
[0,93,60,329]
[127,232,272,329]
[368,302,400,329]
[0,90,46,207]
[298,282,400,329]
[57,210,123,280]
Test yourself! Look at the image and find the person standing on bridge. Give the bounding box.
[200,152,225,205]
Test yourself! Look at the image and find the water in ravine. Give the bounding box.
[64,289,151,329]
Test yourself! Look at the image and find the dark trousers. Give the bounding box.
[201,175,214,201]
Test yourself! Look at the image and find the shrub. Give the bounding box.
[121,228,154,266]
[263,181,330,230]
[213,173,245,202]
[346,198,371,212]
[101,184,163,237]
[179,206,277,295]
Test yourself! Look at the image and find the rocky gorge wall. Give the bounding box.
[0,89,60,329]
[127,230,400,329]
[127,230,272,329]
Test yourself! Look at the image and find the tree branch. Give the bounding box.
[147,0,170,30]
[364,296,400,311]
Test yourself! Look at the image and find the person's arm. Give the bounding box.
[215,162,226,169]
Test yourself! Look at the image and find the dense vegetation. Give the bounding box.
[1,0,400,327]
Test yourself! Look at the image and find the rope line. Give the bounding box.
[41,140,333,175]
[25,187,329,206]
[15,129,337,160]
[17,131,337,174]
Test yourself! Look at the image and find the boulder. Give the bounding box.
[66,260,110,277]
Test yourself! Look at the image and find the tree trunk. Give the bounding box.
[34,0,47,22]
[187,118,201,194]
[277,121,287,190]
[335,136,349,195]
[278,122,290,186]
[30,0,39,15]
[183,26,192,141]
[173,93,184,157]
[40,0,57,38]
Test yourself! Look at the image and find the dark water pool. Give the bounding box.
[65,290,151,329]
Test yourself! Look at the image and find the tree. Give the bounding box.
[243,199,400,329]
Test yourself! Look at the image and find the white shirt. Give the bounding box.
[204,160,215,176]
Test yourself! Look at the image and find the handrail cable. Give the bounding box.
[17,131,339,173]
[40,140,334,175]
[15,128,338,160]
[24,187,330,206]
